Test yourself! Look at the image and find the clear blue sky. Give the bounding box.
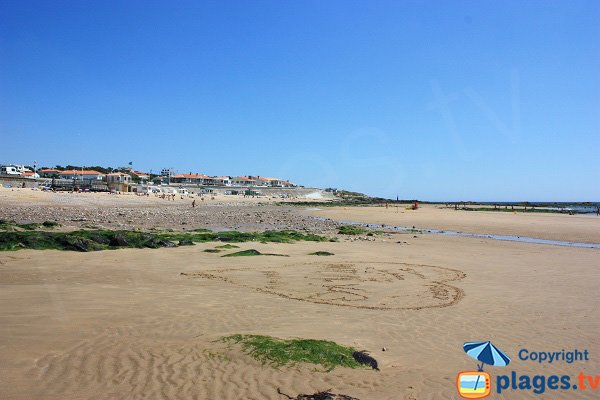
[1,1,598,201]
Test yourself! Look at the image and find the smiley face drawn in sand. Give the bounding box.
[183,262,466,310]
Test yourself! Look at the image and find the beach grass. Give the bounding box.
[221,334,363,370]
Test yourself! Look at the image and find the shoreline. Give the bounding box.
[306,205,600,244]
[310,217,600,249]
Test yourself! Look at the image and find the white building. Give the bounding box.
[232,176,257,186]
[59,170,105,181]
[106,172,131,184]
[22,171,40,179]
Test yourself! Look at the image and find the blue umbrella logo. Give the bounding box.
[463,341,511,393]
[464,341,511,370]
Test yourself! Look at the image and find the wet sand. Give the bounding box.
[308,204,600,243]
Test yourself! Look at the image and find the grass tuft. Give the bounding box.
[222,334,364,370]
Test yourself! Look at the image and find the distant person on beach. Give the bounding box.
[192,199,196,208]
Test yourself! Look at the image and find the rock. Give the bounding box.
[352,351,379,371]
[178,239,195,246]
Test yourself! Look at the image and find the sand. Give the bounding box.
[1,191,599,399]
[309,204,600,243]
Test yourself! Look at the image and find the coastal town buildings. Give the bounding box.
[106,172,132,192]
[130,170,150,183]
[58,170,105,181]
[170,173,206,184]
[160,168,175,182]
[1,163,296,189]
[232,176,257,186]
[106,172,131,184]
[38,169,61,178]
[207,176,231,186]
[21,171,40,179]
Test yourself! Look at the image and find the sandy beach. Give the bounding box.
[1,189,599,399]
[308,204,600,244]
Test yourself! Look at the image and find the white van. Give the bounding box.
[0,166,21,175]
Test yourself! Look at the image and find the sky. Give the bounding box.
[1,1,599,201]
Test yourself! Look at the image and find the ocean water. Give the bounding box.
[477,203,600,214]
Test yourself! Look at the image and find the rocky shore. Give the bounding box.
[0,202,340,233]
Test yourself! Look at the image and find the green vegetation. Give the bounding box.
[203,248,222,253]
[216,244,240,249]
[171,229,329,244]
[336,225,385,236]
[221,249,288,257]
[0,228,330,252]
[0,220,61,231]
[337,225,368,235]
[222,334,364,370]
[309,251,335,256]
[0,230,176,252]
